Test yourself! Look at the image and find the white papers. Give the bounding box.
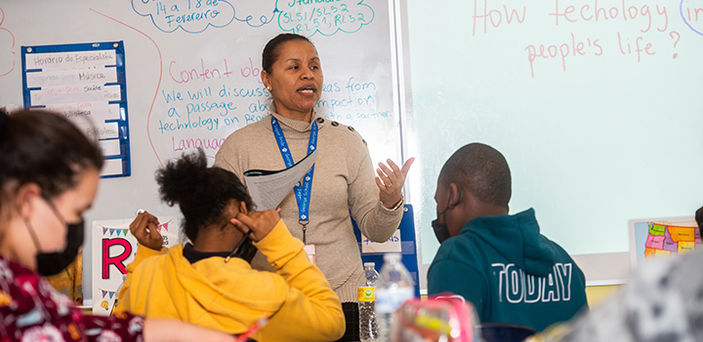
[101,159,124,176]
[30,84,121,104]
[45,102,121,122]
[100,139,121,156]
[243,149,318,210]
[362,229,402,254]
[26,67,118,87]
[26,50,116,70]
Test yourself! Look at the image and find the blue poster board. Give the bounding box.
[21,41,131,178]
[354,204,420,297]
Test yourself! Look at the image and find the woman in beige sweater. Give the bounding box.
[214,33,413,341]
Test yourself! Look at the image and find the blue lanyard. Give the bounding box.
[271,116,318,243]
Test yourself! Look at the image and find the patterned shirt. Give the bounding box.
[0,256,144,342]
[529,248,703,342]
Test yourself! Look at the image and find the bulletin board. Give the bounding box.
[21,41,131,177]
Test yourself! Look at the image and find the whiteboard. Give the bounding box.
[404,0,703,265]
[0,0,403,302]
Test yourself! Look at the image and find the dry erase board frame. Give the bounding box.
[20,41,131,178]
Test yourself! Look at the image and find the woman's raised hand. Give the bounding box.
[375,157,415,209]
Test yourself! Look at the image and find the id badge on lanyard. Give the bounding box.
[271,116,318,263]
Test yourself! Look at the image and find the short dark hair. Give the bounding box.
[0,109,103,201]
[156,149,253,242]
[696,205,703,229]
[262,33,313,73]
[439,143,511,207]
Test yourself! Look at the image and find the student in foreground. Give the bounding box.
[427,143,588,332]
[0,109,235,342]
[115,149,345,342]
[530,205,703,341]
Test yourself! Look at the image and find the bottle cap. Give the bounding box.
[363,262,375,268]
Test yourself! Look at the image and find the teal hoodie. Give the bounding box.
[427,208,588,332]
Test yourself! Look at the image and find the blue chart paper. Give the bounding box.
[21,41,131,178]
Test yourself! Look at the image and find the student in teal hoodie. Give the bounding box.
[427,143,588,332]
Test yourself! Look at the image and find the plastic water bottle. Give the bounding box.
[375,253,415,342]
[359,262,379,342]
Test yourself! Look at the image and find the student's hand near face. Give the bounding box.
[129,211,163,251]
[230,210,281,242]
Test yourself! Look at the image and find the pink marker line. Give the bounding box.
[0,8,16,77]
[89,7,165,166]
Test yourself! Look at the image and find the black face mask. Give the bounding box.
[431,191,462,244]
[25,197,84,276]
[431,209,451,244]
[35,220,84,276]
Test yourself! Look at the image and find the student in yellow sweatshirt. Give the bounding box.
[115,149,345,342]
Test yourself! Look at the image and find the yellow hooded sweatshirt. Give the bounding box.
[116,220,345,341]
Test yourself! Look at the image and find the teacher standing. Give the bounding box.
[214,33,413,341]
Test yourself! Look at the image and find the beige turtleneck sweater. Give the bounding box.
[214,111,403,302]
